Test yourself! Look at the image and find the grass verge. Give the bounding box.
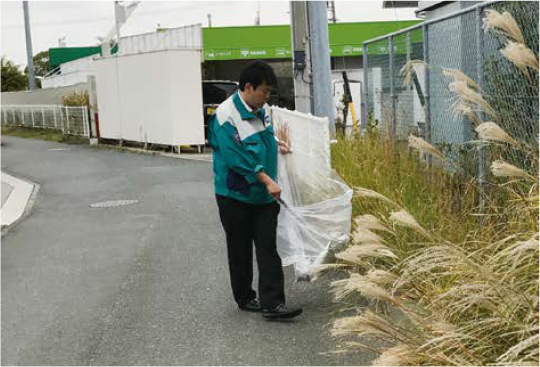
[1,126,89,145]
[331,133,480,244]
[2,126,63,142]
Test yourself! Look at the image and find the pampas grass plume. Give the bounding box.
[491,160,535,181]
[373,344,413,366]
[332,310,398,338]
[354,214,393,233]
[501,41,540,74]
[482,9,526,44]
[354,187,397,206]
[390,210,431,238]
[451,103,483,126]
[443,68,479,89]
[449,80,496,117]
[331,273,394,301]
[335,243,398,264]
[408,135,445,160]
[475,122,518,145]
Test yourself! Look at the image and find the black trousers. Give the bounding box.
[216,194,285,309]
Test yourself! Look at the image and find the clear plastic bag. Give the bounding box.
[271,107,353,281]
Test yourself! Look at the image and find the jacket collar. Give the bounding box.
[233,91,258,120]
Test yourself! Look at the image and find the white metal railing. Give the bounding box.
[118,24,203,56]
[1,105,90,138]
[41,71,94,89]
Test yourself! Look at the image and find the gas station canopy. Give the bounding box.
[50,20,421,69]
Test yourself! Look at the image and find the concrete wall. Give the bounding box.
[1,82,89,106]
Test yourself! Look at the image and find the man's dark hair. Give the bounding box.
[238,60,278,91]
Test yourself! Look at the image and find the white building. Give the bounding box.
[383,0,482,20]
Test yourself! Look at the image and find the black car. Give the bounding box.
[203,80,238,142]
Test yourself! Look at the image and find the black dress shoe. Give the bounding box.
[238,298,262,312]
[262,304,303,319]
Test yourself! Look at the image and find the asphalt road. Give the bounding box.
[1,136,372,366]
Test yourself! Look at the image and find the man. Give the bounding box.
[208,60,302,320]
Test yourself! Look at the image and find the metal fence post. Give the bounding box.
[65,106,69,134]
[21,108,25,125]
[406,31,411,63]
[476,5,486,214]
[389,35,396,140]
[41,106,45,128]
[53,107,58,129]
[81,107,85,137]
[31,107,35,128]
[362,43,369,133]
[423,24,432,146]
[406,31,411,139]
[83,106,89,137]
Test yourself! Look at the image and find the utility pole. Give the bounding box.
[255,1,261,26]
[290,2,311,114]
[101,1,139,57]
[309,1,335,137]
[327,1,337,23]
[23,1,35,90]
[114,1,125,54]
[290,1,335,137]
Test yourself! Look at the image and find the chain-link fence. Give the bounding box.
[1,105,91,138]
[362,1,539,181]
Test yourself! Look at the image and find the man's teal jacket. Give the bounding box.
[208,91,278,205]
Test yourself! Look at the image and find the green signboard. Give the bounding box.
[203,20,421,61]
[50,20,422,65]
[204,47,293,60]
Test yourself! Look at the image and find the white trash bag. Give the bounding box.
[271,107,353,281]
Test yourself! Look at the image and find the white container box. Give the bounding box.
[95,49,205,146]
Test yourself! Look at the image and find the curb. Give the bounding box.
[95,143,213,163]
[1,170,40,237]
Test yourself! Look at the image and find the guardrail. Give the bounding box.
[1,105,91,138]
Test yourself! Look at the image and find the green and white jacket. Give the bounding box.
[208,91,278,205]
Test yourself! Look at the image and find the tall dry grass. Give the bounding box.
[331,130,480,245]
[322,9,539,366]
[61,91,90,107]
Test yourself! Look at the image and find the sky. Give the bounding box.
[1,0,418,69]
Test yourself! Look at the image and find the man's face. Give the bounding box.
[244,82,273,110]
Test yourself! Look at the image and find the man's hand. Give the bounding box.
[265,180,281,200]
[277,140,291,154]
[257,171,281,200]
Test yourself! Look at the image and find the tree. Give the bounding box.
[22,50,49,89]
[1,56,27,92]
[24,50,49,77]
